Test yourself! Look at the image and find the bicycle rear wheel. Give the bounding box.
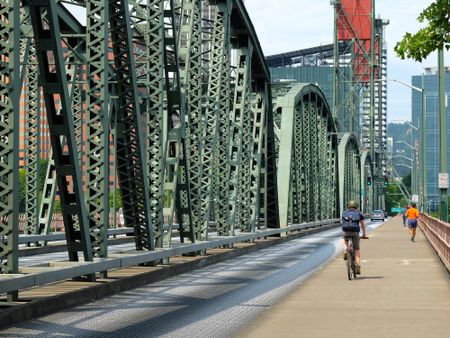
[352,260,357,279]
[346,253,353,280]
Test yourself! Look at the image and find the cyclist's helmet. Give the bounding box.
[348,200,357,209]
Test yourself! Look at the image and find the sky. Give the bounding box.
[244,0,450,123]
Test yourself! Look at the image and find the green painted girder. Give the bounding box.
[37,56,79,237]
[338,133,360,215]
[198,0,232,238]
[109,0,153,251]
[24,44,40,235]
[86,0,109,258]
[272,83,338,227]
[0,0,20,276]
[178,0,205,243]
[131,0,165,248]
[247,87,268,231]
[161,0,193,248]
[360,150,374,214]
[25,0,93,264]
[225,42,253,234]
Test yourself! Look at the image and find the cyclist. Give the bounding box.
[405,202,419,242]
[342,200,367,274]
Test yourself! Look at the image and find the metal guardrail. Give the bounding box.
[419,213,450,271]
[18,227,135,245]
[0,219,340,295]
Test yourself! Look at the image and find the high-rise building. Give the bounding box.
[412,67,450,211]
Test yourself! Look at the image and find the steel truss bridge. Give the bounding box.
[0,0,375,297]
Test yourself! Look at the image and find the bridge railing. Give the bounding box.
[419,213,450,271]
[0,219,339,295]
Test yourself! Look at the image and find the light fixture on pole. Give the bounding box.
[377,78,426,211]
[394,140,418,200]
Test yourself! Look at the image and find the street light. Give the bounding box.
[395,140,414,150]
[394,140,418,201]
[376,78,426,211]
[397,163,412,169]
[392,155,413,162]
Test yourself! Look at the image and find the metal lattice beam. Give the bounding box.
[24,44,40,235]
[86,0,110,257]
[0,0,19,278]
[25,0,93,263]
[178,0,202,243]
[109,0,153,251]
[273,83,338,226]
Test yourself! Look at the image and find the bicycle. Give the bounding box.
[344,235,369,280]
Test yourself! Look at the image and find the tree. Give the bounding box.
[394,0,450,61]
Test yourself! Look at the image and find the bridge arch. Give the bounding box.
[360,150,374,214]
[272,83,338,226]
[338,133,360,215]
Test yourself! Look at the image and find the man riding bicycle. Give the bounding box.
[342,200,367,274]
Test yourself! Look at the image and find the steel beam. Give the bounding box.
[109,0,153,251]
[25,0,93,264]
[0,1,20,283]
[86,0,110,257]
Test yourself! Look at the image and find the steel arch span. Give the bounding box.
[0,0,372,296]
[338,133,361,215]
[272,83,339,227]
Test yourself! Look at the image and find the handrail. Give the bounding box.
[418,213,450,272]
[18,227,135,245]
[0,219,339,294]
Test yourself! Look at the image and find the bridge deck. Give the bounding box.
[237,216,450,338]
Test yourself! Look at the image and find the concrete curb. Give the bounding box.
[0,223,339,330]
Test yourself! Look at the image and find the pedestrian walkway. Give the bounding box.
[236,216,450,338]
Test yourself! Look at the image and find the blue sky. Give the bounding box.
[245,0,450,123]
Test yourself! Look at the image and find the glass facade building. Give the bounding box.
[412,68,450,211]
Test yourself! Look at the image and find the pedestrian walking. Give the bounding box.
[402,205,409,226]
[405,203,419,242]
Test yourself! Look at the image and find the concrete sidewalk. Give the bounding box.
[236,216,450,338]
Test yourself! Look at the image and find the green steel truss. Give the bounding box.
[25,0,93,262]
[338,133,361,215]
[178,0,203,242]
[0,0,19,274]
[161,0,193,247]
[37,57,79,236]
[361,150,373,214]
[86,0,110,257]
[273,83,338,226]
[1,1,376,282]
[226,42,253,232]
[24,43,40,234]
[109,0,153,250]
[131,1,166,248]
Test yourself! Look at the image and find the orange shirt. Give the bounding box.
[406,207,419,220]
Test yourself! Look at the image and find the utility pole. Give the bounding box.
[421,75,427,212]
[438,49,448,221]
[369,0,376,209]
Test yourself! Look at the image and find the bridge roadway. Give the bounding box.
[0,217,448,337]
[238,216,450,338]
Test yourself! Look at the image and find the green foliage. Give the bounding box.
[38,159,49,191]
[109,189,122,209]
[394,0,450,61]
[18,169,26,212]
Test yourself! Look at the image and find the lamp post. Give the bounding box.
[377,78,426,211]
[438,50,448,222]
[394,140,418,201]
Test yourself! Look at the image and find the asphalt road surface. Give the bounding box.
[2,221,383,337]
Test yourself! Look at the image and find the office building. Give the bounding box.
[412,67,450,211]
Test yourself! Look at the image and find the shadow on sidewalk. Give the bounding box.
[352,276,384,280]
